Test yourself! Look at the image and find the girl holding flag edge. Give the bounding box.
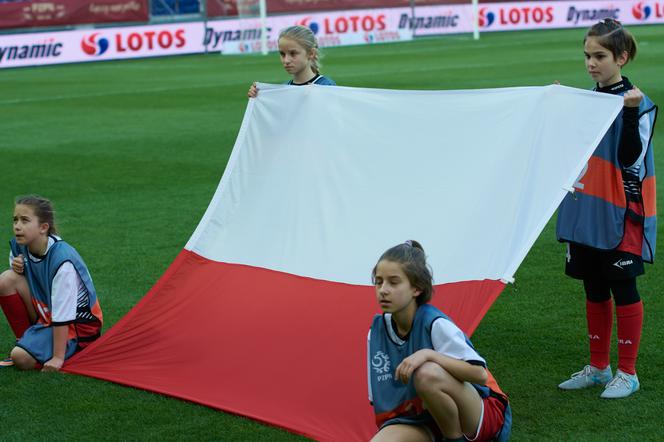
[556,19,657,398]
[248,25,335,98]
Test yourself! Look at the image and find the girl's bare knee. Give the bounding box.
[413,361,453,393]
[0,270,26,296]
[0,270,16,295]
[10,347,37,370]
[0,271,31,309]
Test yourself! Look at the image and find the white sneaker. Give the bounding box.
[600,370,640,399]
[558,365,613,390]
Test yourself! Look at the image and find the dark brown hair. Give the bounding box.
[372,240,433,306]
[15,195,57,235]
[585,18,637,65]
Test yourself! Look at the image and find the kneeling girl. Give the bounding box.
[0,195,103,371]
[367,241,511,441]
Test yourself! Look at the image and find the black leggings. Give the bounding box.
[584,277,641,306]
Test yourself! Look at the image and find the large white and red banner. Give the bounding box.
[0,0,148,30]
[2,0,664,68]
[64,84,623,441]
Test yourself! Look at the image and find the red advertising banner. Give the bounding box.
[207,0,509,18]
[0,0,149,29]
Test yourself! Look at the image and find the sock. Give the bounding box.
[616,301,643,375]
[0,293,32,339]
[586,299,613,369]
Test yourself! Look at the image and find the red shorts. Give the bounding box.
[465,395,506,442]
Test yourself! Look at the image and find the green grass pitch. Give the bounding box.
[1,25,663,441]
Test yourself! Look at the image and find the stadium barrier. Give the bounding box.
[1,0,662,68]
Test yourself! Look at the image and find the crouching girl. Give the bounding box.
[368,241,511,441]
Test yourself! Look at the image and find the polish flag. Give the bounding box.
[65,84,622,441]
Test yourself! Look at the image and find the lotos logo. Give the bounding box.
[81,33,109,56]
[496,6,554,25]
[299,14,386,35]
[478,8,495,27]
[115,29,186,52]
[297,17,320,35]
[632,2,652,19]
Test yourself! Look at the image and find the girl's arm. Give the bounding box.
[618,87,644,167]
[395,316,489,385]
[42,262,80,371]
[395,349,488,385]
[42,325,68,372]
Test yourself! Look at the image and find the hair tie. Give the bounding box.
[404,240,413,247]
